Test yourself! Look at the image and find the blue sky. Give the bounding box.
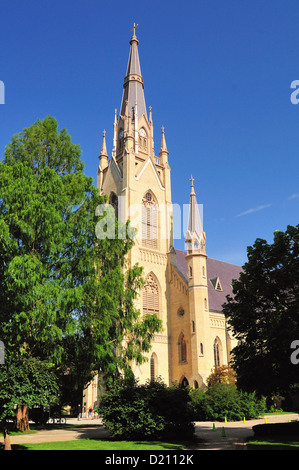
[0,0,298,266]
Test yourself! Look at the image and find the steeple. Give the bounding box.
[185,176,205,253]
[99,129,108,160]
[120,25,147,120]
[97,130,109,192]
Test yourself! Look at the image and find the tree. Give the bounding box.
[0,353,59,449]
[223,225,299,396]
[0,116,162,419]
[206,365,236,388]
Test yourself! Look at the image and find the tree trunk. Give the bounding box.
[14,405,30,432]
[3,424,11,450]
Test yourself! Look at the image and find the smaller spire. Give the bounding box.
[149,105,153,123]
[185,176,205,253]
[159,126,169,157]
[100,130,108,158]
[112,109,117,158]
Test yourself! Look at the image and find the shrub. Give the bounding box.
[99,377,195,441]
[189,383,266,421]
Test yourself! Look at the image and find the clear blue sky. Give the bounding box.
[1,0,298,266]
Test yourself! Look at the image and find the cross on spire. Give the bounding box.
[131,22,139,36]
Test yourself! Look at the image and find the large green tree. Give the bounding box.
[223,225,299,396]
[0,116,161,422]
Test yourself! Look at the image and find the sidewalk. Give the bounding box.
[190,413,299,450]
[2,413,298,450]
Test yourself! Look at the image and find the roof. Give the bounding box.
[174,249,242,312]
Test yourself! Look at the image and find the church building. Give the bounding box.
[83,28,241,409]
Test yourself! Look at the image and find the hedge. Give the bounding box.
[99,377,195,441]
[189,383,266,421]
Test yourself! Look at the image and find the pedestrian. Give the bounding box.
[88,407,93,419]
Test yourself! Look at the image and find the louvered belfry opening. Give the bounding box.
[143,273,159,318]
[142,192,158,249]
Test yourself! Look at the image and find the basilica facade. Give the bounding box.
[83,29,241,410]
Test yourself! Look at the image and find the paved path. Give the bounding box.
[190,413,299,450]
[2,414,298,450]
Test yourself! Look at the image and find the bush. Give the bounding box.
[99,377,195,441]
[189,383,266,421]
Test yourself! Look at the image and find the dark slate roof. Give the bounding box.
[174,249,242,312]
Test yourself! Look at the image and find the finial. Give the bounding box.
[190,175,196,195]
[149,106,152,123]
[131,22,139,36]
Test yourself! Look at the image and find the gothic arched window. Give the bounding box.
[214,337,222,367]
[142,192,158,249]
[143,273,159,318]
[178,332,187,363]
[150,353,158,381]
[109,192,118,219]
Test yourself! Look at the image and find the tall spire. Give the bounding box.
[185,176,205,252]
[120,25,147,120]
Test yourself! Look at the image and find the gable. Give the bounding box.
[135,156,164,190]
[102,157,123,195]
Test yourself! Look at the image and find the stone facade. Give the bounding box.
[82,30,241,412]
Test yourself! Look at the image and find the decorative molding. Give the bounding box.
[153,334,169,344]
[210,314,226,329]
[139,248,167,265]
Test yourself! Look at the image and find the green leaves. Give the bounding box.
[223,225,299,396]
[0,116,161,411]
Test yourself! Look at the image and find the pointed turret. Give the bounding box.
[99,130,108,160]
[159,126,169,165]
[97,130,109,192]
[185,176,205,254]
[120,28,147,120]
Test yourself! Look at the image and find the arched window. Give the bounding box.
[178,332,187,363]
[142,192,158,249]
[150,353,158,381]
[214,337,222,367]
[109,192,118,219]
[143,273,159,318]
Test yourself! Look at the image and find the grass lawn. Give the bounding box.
[10,440,186,451]
[247,438,299,450]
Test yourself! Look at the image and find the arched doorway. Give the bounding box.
[180,376,189,388]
